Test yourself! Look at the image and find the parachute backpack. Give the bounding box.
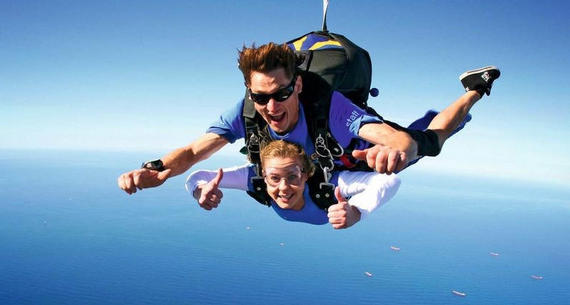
[242,0,379,209]
[287,33,373,110]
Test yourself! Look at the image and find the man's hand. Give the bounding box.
[357,122,418,174]
[117,133,230,196]
[352,144,408,174]
[193,168,224,211]
[327,187,361,229]
[118,168,172,195]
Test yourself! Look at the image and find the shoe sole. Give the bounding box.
[459,65,499,80]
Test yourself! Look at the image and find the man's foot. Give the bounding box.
[460,66,501,96]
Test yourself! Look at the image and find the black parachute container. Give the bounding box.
[286,0,375,109]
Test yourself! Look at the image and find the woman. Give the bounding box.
[186,140,400,229]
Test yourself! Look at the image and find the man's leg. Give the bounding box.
[427,66,500,149]
[427,90,480,148]
[354,66,500,173]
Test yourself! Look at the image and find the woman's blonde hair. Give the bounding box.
[260,140,315,177]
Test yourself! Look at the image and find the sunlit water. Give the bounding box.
[1,150,568,305]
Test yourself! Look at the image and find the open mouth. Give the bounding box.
[269,113,285,124]
[278,193,293,202]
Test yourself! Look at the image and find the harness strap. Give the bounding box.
[243,94,272,207]
[307,168,337,210]
[339,154,355,169]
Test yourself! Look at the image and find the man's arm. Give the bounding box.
[162,133,229,177]
[326,92,417,174]
[355,90,484,174]
[355,123,419,174]
[117,132,229,195]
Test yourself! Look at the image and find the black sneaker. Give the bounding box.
[459,66,501,96]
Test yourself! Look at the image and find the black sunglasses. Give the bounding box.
[248,75,297,105]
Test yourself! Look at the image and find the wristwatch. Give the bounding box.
[141,159,165,171]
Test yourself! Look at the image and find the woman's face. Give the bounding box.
[263,156,308,210]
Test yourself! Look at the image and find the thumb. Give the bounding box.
[157,168,172,181]
[334,186,347,203]
[211,168,224,187]
[351,148,368,160]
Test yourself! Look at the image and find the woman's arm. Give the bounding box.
[337,171,401,219]
[185,164,252,210]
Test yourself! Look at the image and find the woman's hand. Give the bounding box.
[193,168,224,210]
[327,187,361,229]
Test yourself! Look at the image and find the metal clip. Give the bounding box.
[314,134,335,172]
[248,133,260,153]
[314,135,329,157]
[322,166,332,184]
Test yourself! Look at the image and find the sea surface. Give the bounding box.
[1,150,569,305]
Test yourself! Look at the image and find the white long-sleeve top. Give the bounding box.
[186,164,400,223]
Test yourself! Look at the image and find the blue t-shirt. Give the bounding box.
[271,187,328,225]
[206,91,382,158]
[239,164,341,225]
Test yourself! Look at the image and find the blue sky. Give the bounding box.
[2,0,569,187]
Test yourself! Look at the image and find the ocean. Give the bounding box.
[1,150,569,305]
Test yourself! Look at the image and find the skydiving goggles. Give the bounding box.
[248,75,297,105]
[263,165,304,187]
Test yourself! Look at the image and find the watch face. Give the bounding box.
[142,159,164,171]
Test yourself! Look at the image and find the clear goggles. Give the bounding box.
[263,165,304,187]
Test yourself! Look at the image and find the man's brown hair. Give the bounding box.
[238,43,297,86]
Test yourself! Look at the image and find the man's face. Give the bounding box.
[249,68,302,134]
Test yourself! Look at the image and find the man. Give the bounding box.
[117,42,500,209]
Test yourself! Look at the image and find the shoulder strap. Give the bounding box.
[242,92,272,207]
[297,71,343,209]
